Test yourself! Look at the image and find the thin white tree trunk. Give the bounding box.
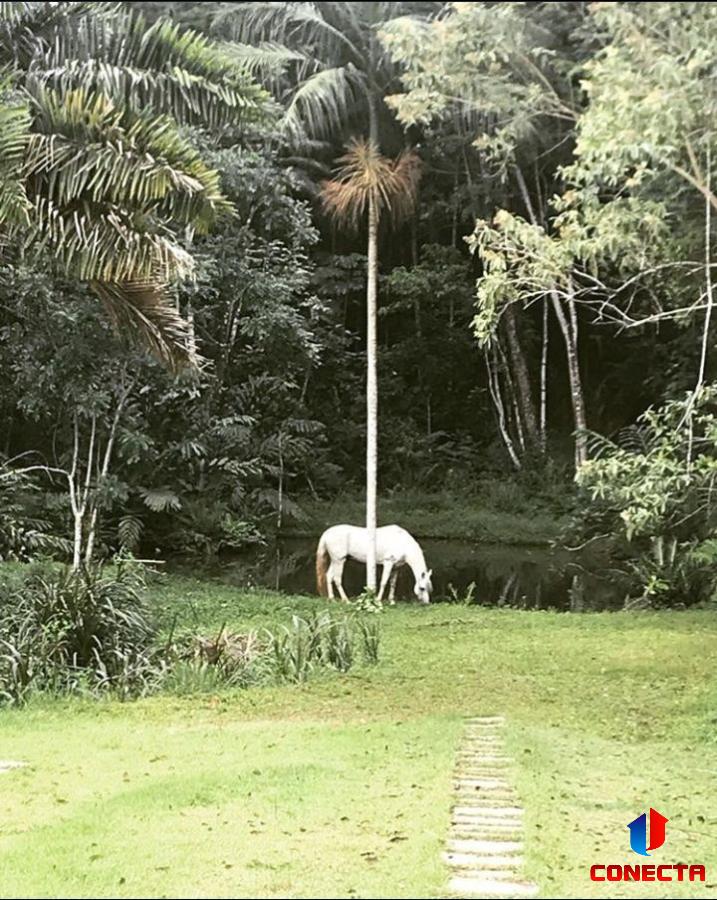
[503,305,540,447]
[69,413,96,570]
[365,194,378,591]
[687,145,713,468]
[84,388,129,565]
[485,349,521,470]
[514,164,549,453]
[551,289,587,467]
[498,341,526,453]
[540,299,549,451]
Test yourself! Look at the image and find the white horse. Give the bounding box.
[316,524,433,604]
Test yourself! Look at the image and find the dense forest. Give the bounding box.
[1,0,716,607]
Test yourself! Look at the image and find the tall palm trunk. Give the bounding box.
[320,134,420,593]
[366,194,378,591]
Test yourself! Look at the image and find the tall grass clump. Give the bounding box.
[0,562,160,704]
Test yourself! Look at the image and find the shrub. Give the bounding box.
[357,616,381,664]
[163,626,270,693]
[575,389,717,607]
[323,615,354,672]
[267,610,380,681]
[0,562,160,703]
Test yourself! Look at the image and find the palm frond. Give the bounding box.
[93,281,199,371]
[0,2,36,25]
[321,138,421,229]
[27,196,194,283]
[25,85,230,229]
[139,486,183,512]
[0,97,30,227]
[214,1,362,61]
[282,65,360,141]
[0,2,272,370]
[118,514,143,551]
[27,11,271,129]
[219,40,309,78]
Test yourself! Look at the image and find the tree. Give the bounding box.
[321,139,419,589]
[210,1,438,147]
[382,0,588,464]
[0,1,270,365]
[566,1,717,414]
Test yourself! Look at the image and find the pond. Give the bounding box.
[180,536,625,612]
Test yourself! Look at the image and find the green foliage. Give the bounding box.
[568,2,717,189]
[578,389,717,541]
[446,581,477,605]
[353,589,383,613]
[0,467,70,560]
[269,613,322,683]
[214,1,412,144]
[267,609,369,681]
[322,614,353,672]
[357,615,381,664]
[164,626,270,693]
[577,387,717,605]
[382,1,579,170]
[0,1,271,366]
[0,561,159,703]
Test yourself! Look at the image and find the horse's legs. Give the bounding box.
[326,560,336,600]
[333,557,349,602]
[388,569,399,605]
[378,561,393,602]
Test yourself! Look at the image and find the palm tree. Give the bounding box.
[321,139,419,590]
[212,1,438,148]
[0,1,270,366]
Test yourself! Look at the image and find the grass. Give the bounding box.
[293,486,570,545]
[0,571,716,898]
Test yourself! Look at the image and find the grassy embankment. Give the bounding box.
[0,571,715,898]
[294,484,571,545]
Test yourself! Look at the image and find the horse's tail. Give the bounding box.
[316,535,330,596]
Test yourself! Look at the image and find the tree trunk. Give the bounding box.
[365,193,378,591]
[540,299,549,452]
[83,385,130,565]
[551,290,587,467]
[485,349,521,470]
[503,305,541,449]
[72,512,83,571]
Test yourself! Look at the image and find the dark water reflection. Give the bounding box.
[184,537,625,612]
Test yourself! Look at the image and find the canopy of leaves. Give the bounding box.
[0,1,272,367]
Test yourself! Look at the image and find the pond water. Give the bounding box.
[184,537,625,612]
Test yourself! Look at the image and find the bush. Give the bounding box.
[268,610,381,682]
[357,616,381,664]
[163,626,270,693]
[0,562,160,704]
[0,563,384,704]
[575,389,717,607]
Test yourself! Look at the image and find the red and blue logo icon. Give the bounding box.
[590,808,706,883]
[627,807,669,856]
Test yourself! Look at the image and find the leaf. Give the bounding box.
[118,514,143,551]
[139,487,182,512]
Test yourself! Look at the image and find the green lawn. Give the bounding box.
[1,573,716,898]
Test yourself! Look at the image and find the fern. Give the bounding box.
[139,487,182,513]
[118,514,143,551]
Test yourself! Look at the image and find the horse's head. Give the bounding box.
[414,569,433,604]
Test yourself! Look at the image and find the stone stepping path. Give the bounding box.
[445,716,537,899]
